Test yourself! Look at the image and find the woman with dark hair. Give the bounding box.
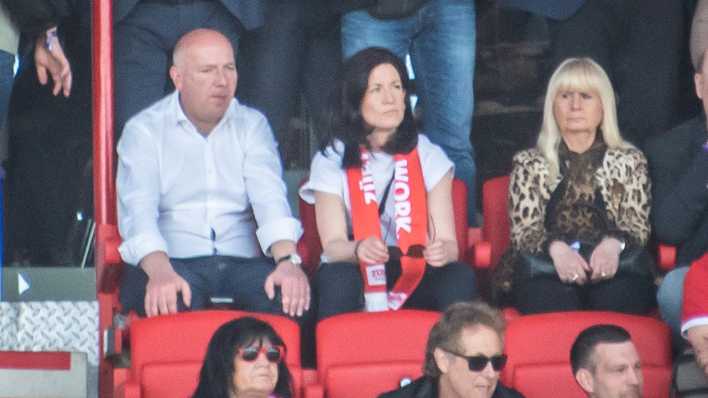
[193,317,292,398]
[300,47,477,319]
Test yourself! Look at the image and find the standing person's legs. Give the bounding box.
[341,10,413,61]
[237,0,305,160]
[410,0,476,224]
[114,3,175,135]
[0,50,12,166]
[614,0,683,147]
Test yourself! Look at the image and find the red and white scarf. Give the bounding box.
[346,147,427,311]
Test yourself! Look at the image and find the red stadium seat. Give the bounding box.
[305,310,440,398]
[118,311,305,398]
[297,178,471,273]
[502,311,672,398]
[471,176,510,269]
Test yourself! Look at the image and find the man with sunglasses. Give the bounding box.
[380,301,524,398]
[571,325,643,398]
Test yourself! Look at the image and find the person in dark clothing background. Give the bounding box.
[652,0,708,343]
[4,0,92,266]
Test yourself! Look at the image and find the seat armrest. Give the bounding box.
[657,244,677,272]
[472,241,492,269]
[304,384,324,398]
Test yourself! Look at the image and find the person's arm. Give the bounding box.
[508,152,549,252]
[117,123,190,317]
[682,256,708,376]
[315,191,389,264]
[653,145,708,244]
[423,171,458,266]
[613,149,652,246]
[241,113,309,317]
[687,325,708,376]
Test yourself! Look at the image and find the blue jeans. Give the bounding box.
[657,266,689,341]
[342,0,477,224]
[0,50,14,130]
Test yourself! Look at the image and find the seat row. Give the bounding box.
[115,309,672,398]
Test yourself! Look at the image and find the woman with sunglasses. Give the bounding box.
[192,317,292,398]
[299,47,477,319]
[380,301,523,398]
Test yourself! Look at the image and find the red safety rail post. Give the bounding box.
[92,0,121,396]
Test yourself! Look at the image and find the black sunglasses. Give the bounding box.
[447,351,507,372]
[238,345,284,363]
[388,244,425,260]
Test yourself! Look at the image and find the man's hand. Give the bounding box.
[549,241,591,285]
[34,28,72,97]
[589,238,622,282]
[140,251,191,317]
[264,260,310,317]
[687,325,708,376]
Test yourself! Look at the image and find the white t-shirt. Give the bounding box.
[299,134,453,245]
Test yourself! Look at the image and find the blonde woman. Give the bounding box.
[497,58,654,315]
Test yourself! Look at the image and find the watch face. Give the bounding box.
[290,253,303,266]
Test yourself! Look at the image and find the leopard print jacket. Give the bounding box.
[491,146,652,300]
[508,146,652,253]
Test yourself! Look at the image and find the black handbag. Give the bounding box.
[368,0,430,19]
[516,241,654,281]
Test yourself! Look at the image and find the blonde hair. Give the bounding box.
[537,58,632,181]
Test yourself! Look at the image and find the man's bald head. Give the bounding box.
[169,28,237,134]
[172,29,235,69]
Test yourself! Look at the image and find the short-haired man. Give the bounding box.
[570,325,643,398]
[379,301,523,398]
[117,29,310,318]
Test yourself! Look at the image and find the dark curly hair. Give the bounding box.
[320,46,418,168]
[192,317,292,398]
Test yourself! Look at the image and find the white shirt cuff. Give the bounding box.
[682,316,708,338]
[118,232,169,266]
[256,217,302,256]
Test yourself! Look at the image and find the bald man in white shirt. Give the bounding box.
[117,29,310,319]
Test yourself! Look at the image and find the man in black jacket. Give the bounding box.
[379,302,523,398]
[650,0,708,341]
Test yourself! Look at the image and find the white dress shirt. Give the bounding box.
[117,91,302,266]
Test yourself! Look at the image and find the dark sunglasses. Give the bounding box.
[238,345,284,363]
[447,351,507,372]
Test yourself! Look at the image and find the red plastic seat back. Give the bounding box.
[129,311,302,398]
[297,178,469,273]
[502,311,672,398]
[482,176,510,268]
[316,310,440,398]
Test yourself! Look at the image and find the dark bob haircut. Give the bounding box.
[321,46,418,168]
[192,317,292,398]
[570,324,632,374]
